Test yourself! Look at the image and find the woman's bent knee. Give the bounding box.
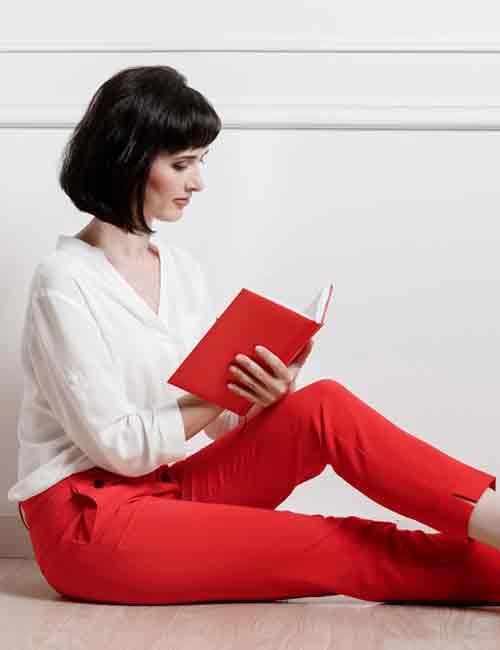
[289,379,348,415]
[308,378,345,396]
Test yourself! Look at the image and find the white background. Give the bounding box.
[2,0,500,555]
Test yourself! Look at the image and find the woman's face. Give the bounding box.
[142,146,209,222]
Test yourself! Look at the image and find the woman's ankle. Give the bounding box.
[467,488,500,550]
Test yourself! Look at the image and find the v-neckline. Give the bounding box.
[57,233,168,327]
[108,242,163,319]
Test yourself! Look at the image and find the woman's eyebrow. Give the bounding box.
[175,149,210,161]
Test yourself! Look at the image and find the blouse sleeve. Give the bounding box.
[29,277,187,476]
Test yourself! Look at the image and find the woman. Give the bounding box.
[8,65,500,606]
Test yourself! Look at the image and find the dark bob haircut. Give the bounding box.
[59,65,222,236]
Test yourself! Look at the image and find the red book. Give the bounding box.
[167,283,334,416]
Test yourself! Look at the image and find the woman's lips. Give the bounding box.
[174,198,189,205]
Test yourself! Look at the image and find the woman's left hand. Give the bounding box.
[227,339,314,410]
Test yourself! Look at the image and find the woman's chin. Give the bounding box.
[154,209,185,221]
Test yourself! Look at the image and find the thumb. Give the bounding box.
[291,338,314,367]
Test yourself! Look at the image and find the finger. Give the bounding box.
[299,339,314,356]
[229,364,275,402]
[234,354,280,388]
[227,379,273,406]
[288,339,314,369]
[294,342,312,363]
[254,346,292,382]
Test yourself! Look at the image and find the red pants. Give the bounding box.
[19,379,500,605]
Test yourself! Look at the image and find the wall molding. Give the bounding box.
[2,103,500,130]
[3,38,500,53]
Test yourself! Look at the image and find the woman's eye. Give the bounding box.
[173,159,207,172]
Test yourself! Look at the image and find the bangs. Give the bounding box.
[157,85,222,155]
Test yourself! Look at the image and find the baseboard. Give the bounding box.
[0,514,35,558]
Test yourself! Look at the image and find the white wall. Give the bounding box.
[2,0,500,557]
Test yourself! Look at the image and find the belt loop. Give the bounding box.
[18,503,30,531]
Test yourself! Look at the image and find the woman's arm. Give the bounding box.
[177,393,225,441]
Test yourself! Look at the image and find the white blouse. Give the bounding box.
[7,232,240,503]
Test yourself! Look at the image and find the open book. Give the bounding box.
[167,283,334,416]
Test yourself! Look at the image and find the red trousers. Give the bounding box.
[19,379,500,605]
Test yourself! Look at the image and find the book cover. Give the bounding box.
[167,284,334,416]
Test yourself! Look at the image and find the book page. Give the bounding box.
[259,293,315,321]
[303,284,333,323]
[249,284,333,324]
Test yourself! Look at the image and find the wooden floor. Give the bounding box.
[2,558,500,649]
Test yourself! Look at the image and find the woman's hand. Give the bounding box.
[227,339,315,412]
[287,338,314,392]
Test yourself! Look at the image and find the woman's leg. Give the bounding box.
[22,378,500,605]
[170,379,496,540]
[468,487,500,549]
[25,465,500,605]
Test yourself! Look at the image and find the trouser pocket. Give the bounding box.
[68,473,151,549]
